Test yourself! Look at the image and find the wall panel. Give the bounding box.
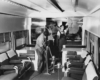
[83,10,100,37]
[0,15,26,33]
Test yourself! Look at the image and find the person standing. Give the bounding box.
[35,28,50,72]
[58,22,67,60]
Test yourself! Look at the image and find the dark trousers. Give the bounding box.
[36,47,45,72]
[58,35,66,60]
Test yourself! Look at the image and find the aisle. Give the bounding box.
[30,69,64,80]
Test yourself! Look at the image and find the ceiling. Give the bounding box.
[0,0,100,18]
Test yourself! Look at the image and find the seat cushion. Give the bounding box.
[3,70,15,75]
[68,69,84,74]
[0,73,17,80]
[70,74,83,80]
[62,77,77,80]
[9,60,22,64]
[69,62,83,68]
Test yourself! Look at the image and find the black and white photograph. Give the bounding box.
[0,0,99,80]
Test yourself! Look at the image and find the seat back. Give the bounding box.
[27,50,35,54]
[82,61,98,80]
[7,49,18,59]
[0,53,9,65]
[83,55,91,68]
[67,51,77,55]
[80,52,89,63]
[0,53,11,75]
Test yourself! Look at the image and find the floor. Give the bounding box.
[17,68,64,80]
[16,39,81,80]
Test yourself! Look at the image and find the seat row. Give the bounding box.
[0,49,35,80]
[62,51,98,80]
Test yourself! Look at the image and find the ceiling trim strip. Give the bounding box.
[47,0,64,12]
[27,0,47,10]
[0,12,26,17]
[8,0,40,12]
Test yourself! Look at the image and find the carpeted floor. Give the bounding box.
[18,68,64,80]
[30,69,64,80]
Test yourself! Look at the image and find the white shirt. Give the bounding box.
[57,31,60,37]
[35,33,46,49]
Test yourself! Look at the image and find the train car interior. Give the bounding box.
[0,0,100,80]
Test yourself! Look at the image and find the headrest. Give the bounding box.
[7,49,16,58]
[0,42,10,53]
[81,50,88,58]
[27,50,35,54]
[0,53,8,62]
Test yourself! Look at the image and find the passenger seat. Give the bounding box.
[6,49,32,78]
[0,53,18,80]
[62,61,98,80]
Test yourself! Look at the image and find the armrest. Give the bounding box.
[3,70,16,75]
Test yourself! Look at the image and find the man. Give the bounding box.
[47,22,59,61]
[35,28,50,72]
[57,22,67,59]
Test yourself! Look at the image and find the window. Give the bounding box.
[5,32,11,42]
[0,33,4,43]
[98,38,100,71]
